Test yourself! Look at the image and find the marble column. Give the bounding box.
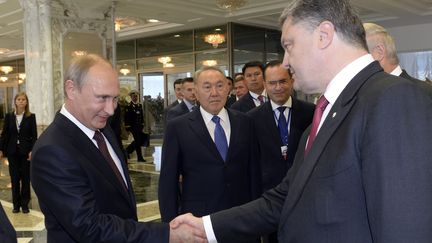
[19,0,113,128]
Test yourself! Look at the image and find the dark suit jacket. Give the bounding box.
[225,94,236,108]
[165,101,190,122]
[0,202,16,243]
[31,113,168,243]
[0,112,37,157]
[230,92,256,113]
[210,61,432,243]
[158,108,261,222]
[247,98,314,191]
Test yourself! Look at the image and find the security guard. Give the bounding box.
[124,90,145,162]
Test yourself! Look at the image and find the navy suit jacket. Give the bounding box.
[165,101,190,122]
[248,98,314,191]
[0,202,16,243]
[210,61,432,243]
[158,108,261,222]
[31,113,168,243]
[230,92,256,113]
[0,112,37,157]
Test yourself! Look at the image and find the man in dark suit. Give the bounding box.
[124,90,146,162]
[171,1,432,242]
[166,77,196,122]
[231,61,266,113]
[363,22,429,84]
[31,54,203,242]
[159,66,261,224]
[0,202,16,243]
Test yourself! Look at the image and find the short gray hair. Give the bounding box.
[363,22,399,65]
[194,66,226,83]
[279,0,367,51]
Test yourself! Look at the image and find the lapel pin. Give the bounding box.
[332,112,337,118]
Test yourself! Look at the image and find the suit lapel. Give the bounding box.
[279,61,383,226]
[262,103,282,146]
[225,110,239,163]
[55,114,134,208]
[188,110,223,162]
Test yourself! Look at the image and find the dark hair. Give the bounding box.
[181,77,194,84]
[263,60,292,80]
[173,78,183,89]
[226,76,233,84]
[242,61,264,75]
[280,0,367,51]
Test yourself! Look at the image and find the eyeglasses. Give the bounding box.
[266,79,290,87]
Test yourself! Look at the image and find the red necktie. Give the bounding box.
[257,95,265,105]
[305,95,329,156]
[93,131,128,191]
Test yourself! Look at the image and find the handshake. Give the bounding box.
[169,213,209,243]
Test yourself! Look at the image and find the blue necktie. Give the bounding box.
[212,116,228,161]
[277,107,288,145]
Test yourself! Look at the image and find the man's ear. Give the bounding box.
[64,79,76,99]
[371,43,385,61]
[317,21,334,49]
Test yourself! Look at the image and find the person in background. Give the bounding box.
[231,61,266,113]
[165,77,196,122]
[124,90,145,162]
[248,60,314,242]
[0,92,37,214]
[31,54,204,242]
[166,78,183,110]
[225,76,236,107]
[171,0,432,242]
[234,75,249,100]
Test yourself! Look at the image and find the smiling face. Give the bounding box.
[281,19,324,94]
[195,69,229,115]
[65,62,119,130]
[264,65,293,106]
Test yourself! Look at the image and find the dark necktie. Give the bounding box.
[305,95,329,156]
[93,131,127,191]
[212,116,228,161]
[257,95,265,105]
[277,106,288,146]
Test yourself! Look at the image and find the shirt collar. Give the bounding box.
[183,99,195,111]
[390,65,403,76]
[270,96,292,112]
[249,90,266,99]
[324,54,374,105]
[200,106,229,125]
[60,104,97,140]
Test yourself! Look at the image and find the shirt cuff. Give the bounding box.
[203,215,218,243]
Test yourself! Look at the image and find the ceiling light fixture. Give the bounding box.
[119,68,131,76]
[216,0,247,13]
[0,76,8,82]
[158,56,172,64]
[147,19,160,23]
[203,60,218,66]
[71,50,87,57]
[163,63,175,68]
[115,17,142,31]
[204,34,225,48]
[0,66,13,74]
[18,73,26,80]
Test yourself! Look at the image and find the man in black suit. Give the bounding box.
[231,61,266,113]
[159,66,261,223]
[124,90,146,162]
[363,22,427,83]
[0,202,16,243]
[171,1,432,242]
[166,77,196,122]
[31,54,203,242]
[165,78,183,112]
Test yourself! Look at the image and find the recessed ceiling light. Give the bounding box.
[174,34,180,37]
[148,19,160,23]
[215,28,222,31]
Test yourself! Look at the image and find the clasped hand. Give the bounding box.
[169,213,208,243]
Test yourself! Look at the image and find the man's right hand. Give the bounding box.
[170,213,207,243]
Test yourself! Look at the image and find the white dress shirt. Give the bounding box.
[389,65,403,76]
[249,90,267,107]
[199,106,231,146]
[60,105,128,186]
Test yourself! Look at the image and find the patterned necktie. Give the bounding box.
[304,95,329,156]
[257,95,265,105]
[93,131,127,191]
[212,116,228,161]
[277,106,288,145]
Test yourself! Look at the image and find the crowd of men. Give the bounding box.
[1,0,431,242]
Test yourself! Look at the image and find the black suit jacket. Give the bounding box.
[230,92,256,113]
[0,112,37,157]
[158,108,261,222]
[210,61,432,243]
[0,202,16,243]
[31,113,168,243]
[165,101,190,122]
[248,98,314,191]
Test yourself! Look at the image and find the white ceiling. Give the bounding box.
[1,0,432,61]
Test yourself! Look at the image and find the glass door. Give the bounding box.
[139,72,164,138]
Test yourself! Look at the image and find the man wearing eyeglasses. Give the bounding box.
[231,61,267,113]
[247,60,314,243]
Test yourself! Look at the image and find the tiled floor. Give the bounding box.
[0,142,162,242]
